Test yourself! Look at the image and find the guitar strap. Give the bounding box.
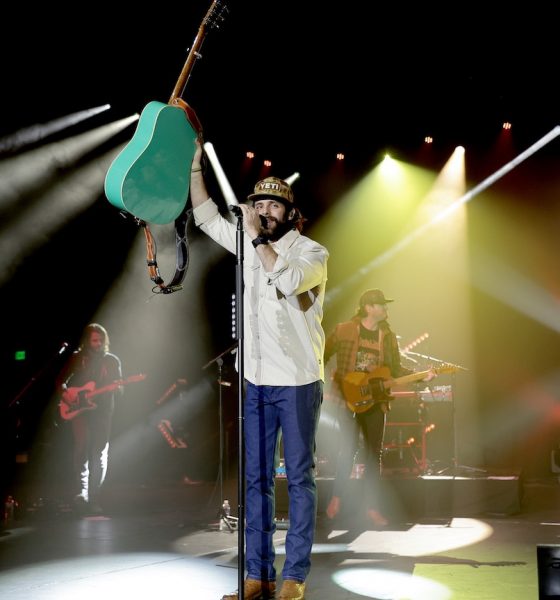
[377,328,385,368]
[140,208,193,294]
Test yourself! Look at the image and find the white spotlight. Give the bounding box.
[285,172,300,185]
[0,104,112,154]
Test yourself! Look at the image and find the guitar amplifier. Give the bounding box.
[384,388,455,472]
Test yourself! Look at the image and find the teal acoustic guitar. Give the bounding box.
[104,1,226,225]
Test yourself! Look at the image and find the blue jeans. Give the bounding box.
[244,380,323,583]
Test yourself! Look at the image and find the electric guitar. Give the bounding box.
[104,1,227,224]
[59,374,147,421]
[342,364,462,414]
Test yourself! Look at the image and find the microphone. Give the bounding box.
[229,205,267,229]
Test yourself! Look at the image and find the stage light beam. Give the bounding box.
[0,104,112,154]
[0,115,139,215]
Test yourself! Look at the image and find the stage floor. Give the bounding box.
[1,475,560,599]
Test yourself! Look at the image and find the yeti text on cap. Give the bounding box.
[257,181,281,192]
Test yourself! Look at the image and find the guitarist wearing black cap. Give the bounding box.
[324,289,436,528]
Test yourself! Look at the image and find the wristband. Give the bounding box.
[251,236,269,248]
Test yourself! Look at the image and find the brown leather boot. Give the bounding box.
[277,580,305,599]
[325,495,340,519]
[221,577,276,600]
[366,508,389,528]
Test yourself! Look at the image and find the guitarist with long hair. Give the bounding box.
[324,289,435,527]
[57,323,122,516]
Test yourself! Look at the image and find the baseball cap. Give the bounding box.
[247,177,294,205]
[359,289,394,306]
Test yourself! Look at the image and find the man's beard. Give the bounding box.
[260,216,293,241]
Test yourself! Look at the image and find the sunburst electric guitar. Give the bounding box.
[59,374,147,421]
[104,1,227,224]
[342,364,462,414]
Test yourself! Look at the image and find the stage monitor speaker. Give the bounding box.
[537,544,560,599]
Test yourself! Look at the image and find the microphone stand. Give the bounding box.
[202,342,237,520]
[403,351,483,476]
[5,342,70,476]
[402,350,467,371]
[8,342,70,409]
[202,141,246,597]
[233,211,246,600]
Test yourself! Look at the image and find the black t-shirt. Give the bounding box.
[355,324,382,373]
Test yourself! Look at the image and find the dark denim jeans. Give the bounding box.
[244,380,323,583]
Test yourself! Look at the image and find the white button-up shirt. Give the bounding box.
[194,199,329,386]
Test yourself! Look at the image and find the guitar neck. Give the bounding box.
[169,1,223,104]
[169,28,208,103]
[384,369,433,388]
[385,365,457,389]
[85,382,122,399]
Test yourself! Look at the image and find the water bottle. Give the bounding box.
[275,459,286,478]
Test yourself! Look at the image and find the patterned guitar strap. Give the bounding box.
[140,208,193,294]
[378,328,385,367]
[367,328,389,407]
[377,328,393,411]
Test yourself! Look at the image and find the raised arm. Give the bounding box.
[189,138,209,209]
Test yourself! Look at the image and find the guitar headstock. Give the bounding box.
[204,0,229,31]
